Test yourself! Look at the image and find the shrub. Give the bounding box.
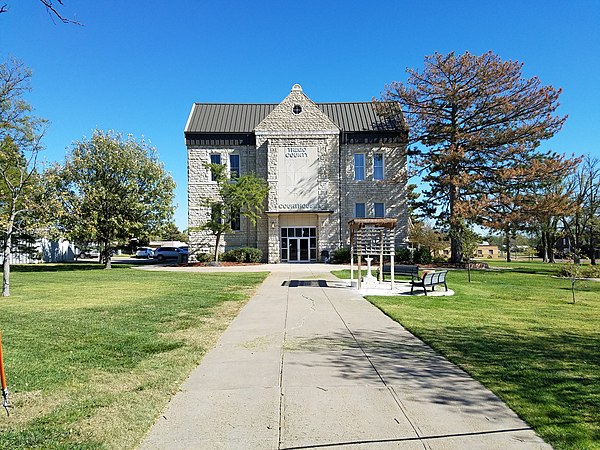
[221,247,263,263]
[331,248,351,264]
[243,247,262,263]
[395,248,412,263]
[413,247,432,264]
[194,252,213,263]
[432,255,448,264]
[560,264,600,278]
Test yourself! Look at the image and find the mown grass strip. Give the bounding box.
[0,264,268,449]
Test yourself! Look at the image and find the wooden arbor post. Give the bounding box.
[348,218,397,290]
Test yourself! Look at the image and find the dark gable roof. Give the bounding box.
[184,102,405,146]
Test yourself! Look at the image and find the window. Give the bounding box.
[229,154,240,179]
[231,211,241,231]
[355,203,366,218]
[354,154,365,181]
[374,202,385,218]
[373,153,384,180]
[210,154,221,181]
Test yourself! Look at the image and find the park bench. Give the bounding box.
[411,270,449,296]
[377,264,419,281]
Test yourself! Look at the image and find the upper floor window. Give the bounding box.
[355,202,366,218]
[373,153,384,180]
[374,202,385,218]
[210,154,221,181]
[229,154,240,179]
[354,154,365,181]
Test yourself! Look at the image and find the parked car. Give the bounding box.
[135,247,154,259]
[78,248,100,259]
[153,246,187,261]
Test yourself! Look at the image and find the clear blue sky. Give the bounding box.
[1,0,599,230]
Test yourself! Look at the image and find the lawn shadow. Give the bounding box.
[12,263,106,273]
[284,325,600,432]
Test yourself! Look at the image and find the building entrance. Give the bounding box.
[281,227,316,262]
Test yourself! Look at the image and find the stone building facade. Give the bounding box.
[185,84,408,263]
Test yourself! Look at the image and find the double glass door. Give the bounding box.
[281,227,316,262]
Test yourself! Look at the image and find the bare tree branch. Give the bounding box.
[39,0,81,25]
[0,1,81,25]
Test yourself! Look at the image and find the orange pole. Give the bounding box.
[0,331,9,415]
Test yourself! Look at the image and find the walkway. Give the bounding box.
[140,264,550,449]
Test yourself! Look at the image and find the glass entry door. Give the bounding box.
[281,227,316,262]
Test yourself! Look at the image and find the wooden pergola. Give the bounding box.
[348,218,397,290]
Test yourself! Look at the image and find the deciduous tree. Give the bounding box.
[482,153,578,262]
[197,163,269,263]
[47,130,175,269]
[560,155,600,264]
[0,58,47,297]
[377,51,566,263]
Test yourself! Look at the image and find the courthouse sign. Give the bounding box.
[277,146,318,210]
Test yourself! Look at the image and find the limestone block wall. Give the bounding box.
[187,145,259,261]
[341,144,409,248]
[254,132,341,263]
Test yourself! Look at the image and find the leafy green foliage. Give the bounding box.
[221,247,263,263]
[0,58,48,296]
[412,246,432,264]
[46,130,175,268]
[197,163,269,262]
[331,247,351,263]
[395,247,411,262]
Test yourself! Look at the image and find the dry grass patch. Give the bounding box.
[0,264,267,449]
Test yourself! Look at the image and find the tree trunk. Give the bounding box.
[2,208,16,297]
[541,230,549,263]
[589,226,596,265]
[103,240,112,269]
[213,233,222,264]
[546,232,555,263]
[504,229,512,263]
[2,241,10,298]
[448,186,463,264]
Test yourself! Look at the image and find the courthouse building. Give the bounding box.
[185,84,408,263]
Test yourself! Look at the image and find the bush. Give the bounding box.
[413,247,432,264]
[221,247,262,263]
[395,248,412,263]
[243,247,262,263]
[560,264,600,278]
[331,248,351,264]
[194,252,213,263]
[432,255,448,264]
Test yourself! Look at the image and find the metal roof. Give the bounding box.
[184,102,404,134]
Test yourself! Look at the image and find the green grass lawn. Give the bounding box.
[0,264,268,449]
[335,261,600,449]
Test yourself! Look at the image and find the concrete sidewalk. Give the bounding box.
[140,265,550,449]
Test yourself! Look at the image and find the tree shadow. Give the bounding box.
[11,263,105,273]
